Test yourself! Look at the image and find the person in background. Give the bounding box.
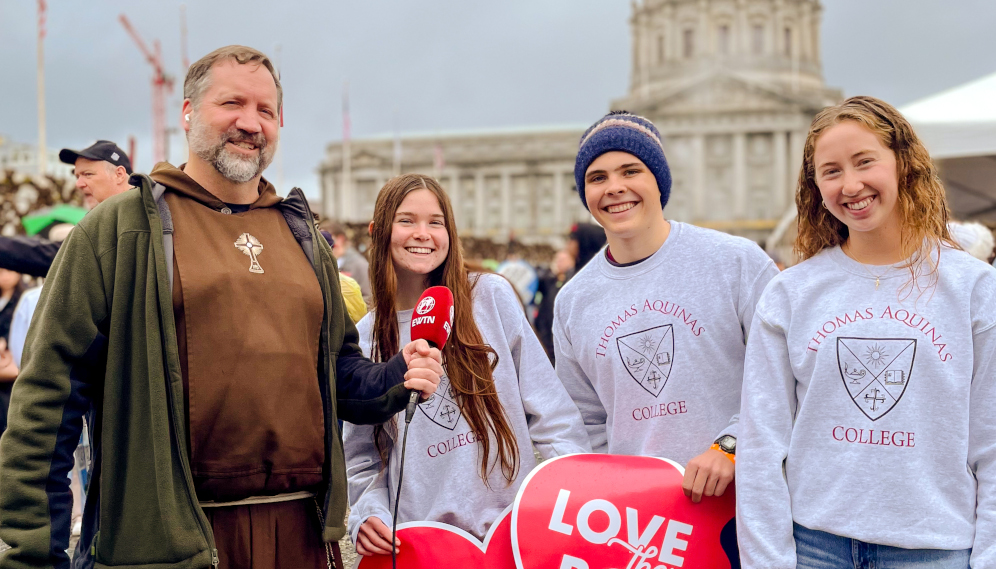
[533,249,575,363]
[0,268,25,437]
[565,222,606,278]
[0,141,133,278]
[496,240,539,314]
[4,219,77,371]
[321,229,368,324]
[737,96,996,568]
[947,220,995,263]
[323,220,372,302]
[345,174,589,556]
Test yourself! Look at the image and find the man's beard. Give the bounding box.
[187,116,275,184]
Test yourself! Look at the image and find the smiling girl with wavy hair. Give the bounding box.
[738,96,996,568]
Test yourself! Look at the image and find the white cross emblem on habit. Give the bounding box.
[234,233,264,274]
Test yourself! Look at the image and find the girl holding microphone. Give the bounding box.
[343,174,590,556]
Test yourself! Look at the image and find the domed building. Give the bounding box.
[318,0,841,244]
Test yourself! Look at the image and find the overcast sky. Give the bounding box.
[1,0,994,198]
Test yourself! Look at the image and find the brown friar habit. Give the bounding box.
[151,163,328,568]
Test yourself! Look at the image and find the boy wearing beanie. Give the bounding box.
[554,111,778,503]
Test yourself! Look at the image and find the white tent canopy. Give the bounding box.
[902,71,996,124]
[901,72,996,221]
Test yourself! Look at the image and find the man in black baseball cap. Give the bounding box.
[59,140,133,209]
[0,140,135,277]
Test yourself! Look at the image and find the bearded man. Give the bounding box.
[0,45,442,569]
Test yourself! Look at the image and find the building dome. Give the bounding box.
[622,0,836,112]
[320,0,843,244]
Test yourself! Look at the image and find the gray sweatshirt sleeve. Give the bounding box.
[713,255,779,443]
[553,296,608,453]
[970,321,996,567]
[502,283,591,458]
[736,306,799,569]
[344,422,395,544]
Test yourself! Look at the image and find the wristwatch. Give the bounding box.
[711,435,736,463]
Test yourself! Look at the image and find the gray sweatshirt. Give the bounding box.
[344,273,590,542]
[737,245,996,568]
[553,221,777,465]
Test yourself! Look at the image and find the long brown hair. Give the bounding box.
[795,96,956,291]
[367,174,520,485]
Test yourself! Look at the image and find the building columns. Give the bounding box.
[799,2,812,63]
[736,0,748,54]
[692,134,706,219]
[789,129,806,205]
[733,132,748,218]
[500,169,512,237]
[448,172,461,227]
[322,170,336,219]
[773,130,789,213]
[475,172,486,237]
[553,170,565,232]
[812,6,822,65]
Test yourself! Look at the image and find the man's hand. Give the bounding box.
[682,448,734,503]
[356,516,399,556]
[402,339,443,399]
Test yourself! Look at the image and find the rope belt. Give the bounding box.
[198,490,315,508]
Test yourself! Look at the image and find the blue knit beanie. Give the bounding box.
[574,111,671,211]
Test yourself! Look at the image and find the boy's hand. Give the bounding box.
[682,448,734,503]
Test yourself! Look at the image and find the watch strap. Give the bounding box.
[710,443,736,464]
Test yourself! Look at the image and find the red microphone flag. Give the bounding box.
[410,286,454,350]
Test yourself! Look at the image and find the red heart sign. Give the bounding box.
[355,506,515,569]
[512,454,736,569]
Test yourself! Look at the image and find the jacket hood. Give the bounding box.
[148,162,281,210]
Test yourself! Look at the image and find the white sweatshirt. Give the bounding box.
[553,221,777,465]
[737,245,996,568]
[344,273,590,542]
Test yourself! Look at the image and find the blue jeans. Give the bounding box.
[794,523,970,569]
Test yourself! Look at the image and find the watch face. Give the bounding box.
[717,436,736,453]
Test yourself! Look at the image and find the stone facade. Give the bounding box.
[318,0,841,244]
[319,126,591,244]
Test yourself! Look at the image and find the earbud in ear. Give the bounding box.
[185,114,190,122]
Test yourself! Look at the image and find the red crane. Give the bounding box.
[119,14,174,165]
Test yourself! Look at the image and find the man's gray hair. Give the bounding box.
[183,45,282,111]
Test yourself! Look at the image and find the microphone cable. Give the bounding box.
[391,394,420,569]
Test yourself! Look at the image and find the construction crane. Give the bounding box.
[119,14,174,165]
[179,4,189,70]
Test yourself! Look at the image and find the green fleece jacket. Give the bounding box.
[0,170,410,569]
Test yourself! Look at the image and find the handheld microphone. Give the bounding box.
[393,285,454,569]
[406,286,454,423]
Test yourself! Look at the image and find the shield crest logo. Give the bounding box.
[419,372,462,430]
[836,337,916,421]
[616,324,675,397]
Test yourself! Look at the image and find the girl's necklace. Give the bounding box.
[843,243,894,290]
[858,263,888,290]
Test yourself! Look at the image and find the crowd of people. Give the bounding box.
[0,43,995,569]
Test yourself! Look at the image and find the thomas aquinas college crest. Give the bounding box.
[837,337,916,421]
[616,325,675,397]
[419,373,462,430]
